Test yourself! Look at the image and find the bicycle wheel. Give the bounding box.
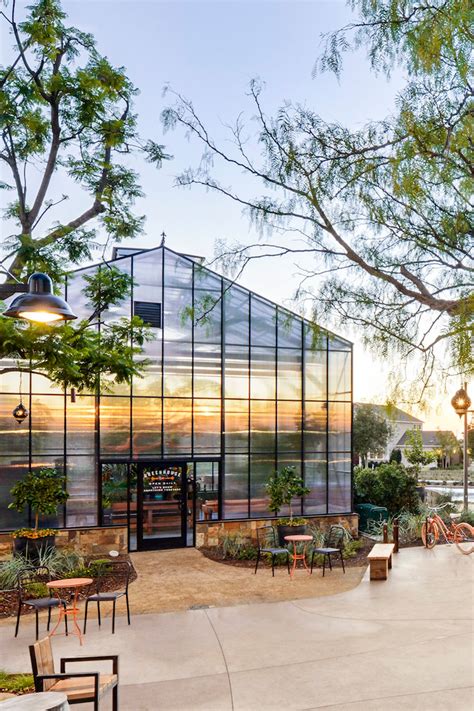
[421,520,438,548]
[454,523,474,555]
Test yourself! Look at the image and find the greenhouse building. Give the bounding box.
[0,245,353,551]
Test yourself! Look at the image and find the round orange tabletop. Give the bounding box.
[47,577,93,589]
[284,535,313,542]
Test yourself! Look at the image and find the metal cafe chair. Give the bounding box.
[15,566,68,640]
[83,560,131,635]
[310,525,346,576]
[254,526,291,577]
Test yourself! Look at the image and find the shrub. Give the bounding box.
[354,463,420,514]
[0,548,86,590]
[220,532,258,560]
[459,511,474,526]
[0,670,34,694]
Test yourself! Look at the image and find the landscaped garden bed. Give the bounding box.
[0,550,136,619]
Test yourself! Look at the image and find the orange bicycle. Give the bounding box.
[421,503,474,555]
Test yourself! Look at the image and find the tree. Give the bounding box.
[404,429,436,478]
[265,466,310,520]
[435,430,460,468]
[0,0,167,389]
[354,463,420,515]
[389,449,402,464]
[162,0,473,399]
[353,404,391,467]
[9,467,68,532]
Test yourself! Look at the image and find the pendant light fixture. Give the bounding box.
[13,371,28,424]
[2,272,77,323]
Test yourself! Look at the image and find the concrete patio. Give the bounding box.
[0,545,472,710]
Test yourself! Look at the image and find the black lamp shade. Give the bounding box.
[2,272,77,323]
[13,402,28,424]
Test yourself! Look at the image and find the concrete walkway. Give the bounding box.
[0,545,472,710]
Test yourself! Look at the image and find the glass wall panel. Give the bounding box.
[328,402,351,452]
[328,454,351,512]
[224,346,249,398]
[193,399,221,453]
[65,268,96,321]
[304,401,327,452]
[163,398,192,454]
[129,463,138,551]
[132,398,162,456]
[164,250,193,288]
[195,461,219,521]
[250,400,276,452]
[328,351,351,401]
[0,360,31,393]
[305,323,327,351]
[133,248,163,290]
[101,260,132,325]
[31,395,65,456]
[277,400,302,451]
[224,284,249,345]
[224,400,248,452]
[194,269,222,345]
[223,454,248,518]
[250,347,275,399]
[251,296,276,347]
[304,454,327,514]
[194,344,221,397]
[278,312,302,348]
[163,287,192,342]
[0,394,30,455]
[100,462,128,527]
[66,396,95,455]
[100,396,130,458]
[304,349,327,400]
[328,334,352,351]
[66,456,97,527]
[277,349,302,400]
[0,457,30,529]
[133,340,162,396]
[31,372,63,394]
[163,341,192,396]
[250,453,274,518]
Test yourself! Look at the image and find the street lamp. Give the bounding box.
[451,382,472,512]
[1,272,77,323]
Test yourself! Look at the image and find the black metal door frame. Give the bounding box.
[137,461,188,551]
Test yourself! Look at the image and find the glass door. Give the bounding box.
[137,463,187,550]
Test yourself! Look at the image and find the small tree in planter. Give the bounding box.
[9,468,69,557]
[266,466,310,545]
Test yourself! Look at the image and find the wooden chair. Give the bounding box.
[15,566,68,640]
[83,560,131,634]
[29,636,118,711]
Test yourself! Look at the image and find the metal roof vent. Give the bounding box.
[134,301,162,328]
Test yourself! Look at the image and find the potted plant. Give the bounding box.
[265,466,310,545]
[8,467,69,558]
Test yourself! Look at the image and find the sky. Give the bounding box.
[1,0,470,435]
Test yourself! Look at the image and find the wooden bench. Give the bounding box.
[367,543,395,580]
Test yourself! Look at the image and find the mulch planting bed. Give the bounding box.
[0,554,137,619]
[201,536,376,569]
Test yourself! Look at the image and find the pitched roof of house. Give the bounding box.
[397,430,456,447]
[354,403,423,424]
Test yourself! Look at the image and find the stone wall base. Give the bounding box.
[0,526,128,559]
[195,513,359,549]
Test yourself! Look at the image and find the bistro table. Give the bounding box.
[0,691,69,710]
[284,535,313,579]
[46,578,93,645]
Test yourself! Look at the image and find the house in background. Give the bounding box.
[397,430,461,468]
[355,403,423,462]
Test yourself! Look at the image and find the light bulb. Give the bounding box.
[18,311,63,323]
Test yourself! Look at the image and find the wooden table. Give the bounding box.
[284,534,313,579]
[46,578,93,645]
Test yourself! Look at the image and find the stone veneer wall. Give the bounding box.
[195,514,359,549]
[0,526,128,558]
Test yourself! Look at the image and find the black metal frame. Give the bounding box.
[29,641,119,711]
[254,525,290,577]
[83,560,131,634]
[15,566,68,640]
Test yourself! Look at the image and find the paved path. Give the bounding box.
[1,545,472,710]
